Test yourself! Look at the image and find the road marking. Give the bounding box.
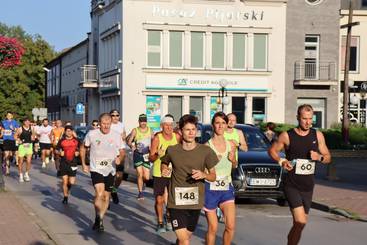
[266,214,292,218]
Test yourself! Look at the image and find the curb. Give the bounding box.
[312,200,367,222]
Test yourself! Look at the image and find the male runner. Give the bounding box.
[161,114,217,245]
[80,113,125,232]
[127,114,153,200]
[149,115,180,233]
[268,104,331,245]
[109,109,127,204]
[2,112,20,175]
[224,113,248,152]
[55,125,80,204]
[51,120,64,172]
[14,118,35,182]
[37,118,53,168]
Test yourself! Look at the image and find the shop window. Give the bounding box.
[341,36,359,72]
[252,97,266,124]
[168,96,182,122]
[169,31,183,68]
[232,33,246,69]
[191,32,204,68]
[147,30,161,67]
[253,34,267,70]
[189,97,203,122]
[232,97,245,124]
[212,33,225,69]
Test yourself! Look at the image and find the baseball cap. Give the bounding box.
[64,125,74,131]
[138,114,147,122]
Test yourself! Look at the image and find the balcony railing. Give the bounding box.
[294,61,337,85]
[80,65,98,88]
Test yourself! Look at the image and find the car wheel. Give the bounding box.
[276,198,287,207]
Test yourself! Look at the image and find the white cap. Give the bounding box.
[161,116,174,124]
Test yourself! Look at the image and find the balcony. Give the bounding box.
[294,61,338,86]
[79,65,98,88]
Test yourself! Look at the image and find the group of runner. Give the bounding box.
[1,104,331,245]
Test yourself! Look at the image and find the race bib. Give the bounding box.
[143,153,149,162]
[95,159,113,170]
[210,176,230,191]
[3,130,12,136]
[295,159,315,175]
[175,187,199,206]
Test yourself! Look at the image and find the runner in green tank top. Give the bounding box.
[205,112,237,245]
[127,114,153,200]
[224,113,248,153]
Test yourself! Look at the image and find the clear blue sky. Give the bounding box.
[1,0,90,52]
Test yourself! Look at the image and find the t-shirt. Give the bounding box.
[57,137,80,164]
[161,144,218,210]
[84,129,125,176]
[110,121,127,148]
[37,125,53,144]
[2,120,20,141]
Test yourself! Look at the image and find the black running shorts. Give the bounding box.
[169,208,201,232]
[284,184,313,214]
[90,172,115,192]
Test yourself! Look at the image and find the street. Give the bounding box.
[3,160,367,245]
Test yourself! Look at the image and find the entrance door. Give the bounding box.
[232,97,245,124]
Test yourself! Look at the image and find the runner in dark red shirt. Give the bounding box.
[55,125,80,204]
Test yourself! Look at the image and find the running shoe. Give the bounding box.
[156,223,166,233]
[165,214,173,231]
[45,157,49,164]
[19,174,24,183]
[137,192,144,200]
[111,188,119,204]
[24,172,31,182]
[93,216,104,232]
[5,164,10,175]
[62,196,68,204]
[42,162,46,169]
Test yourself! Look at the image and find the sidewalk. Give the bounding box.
[0,190,55,245]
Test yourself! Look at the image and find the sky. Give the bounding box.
[1,0,91,52]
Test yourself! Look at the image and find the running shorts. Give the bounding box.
[169,208,201,232]
[18,143,33,157]
[39,143,52,151]
[153,176,170,197]
[204,182,235,212]
[59,159,78,177]
[3,140,17,151]
[90,172,115,192]
[133,151,151,169]
[284,184,313,214]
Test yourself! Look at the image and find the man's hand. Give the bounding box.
[82,165,90,173]
[191,169,206,180]
[161,166,171,177]
[74,151,79,157]
[310,150,321,161]
[281,160,293,171]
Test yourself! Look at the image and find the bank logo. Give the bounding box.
[177,78,188,86]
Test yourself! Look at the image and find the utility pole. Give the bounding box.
[341,0,359,144]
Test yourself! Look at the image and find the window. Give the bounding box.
[169,31,183,67]
[363,0,367,7]
[232,33,246,69]
[252,97,266,124]
[304,35,320,79]
[212,33,225,69]
[191,32,204,68]
[232,97,245,124]
[168,96,182,122]
[189,97,203,122]
[305,0,323,5]
[253,34,267,70]
[341,36,359,72]
[147,30,161,67]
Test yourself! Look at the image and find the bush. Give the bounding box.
[259,122,295,134]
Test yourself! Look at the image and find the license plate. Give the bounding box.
[249,178,276,186]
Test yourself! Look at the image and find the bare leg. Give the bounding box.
[287,207,308,245]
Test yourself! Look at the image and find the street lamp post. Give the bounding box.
[218,79,229,112]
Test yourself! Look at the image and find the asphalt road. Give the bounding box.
[3,160,367,245]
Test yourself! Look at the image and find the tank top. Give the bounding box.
[285,128,318,192]
[52,127,64,145]
[134,127,151,154]
[153,133,178,177]
[20,126,32,144]
[208,139,232,182]
[224,129,240,160]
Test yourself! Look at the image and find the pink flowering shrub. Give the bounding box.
[0,36,25,68]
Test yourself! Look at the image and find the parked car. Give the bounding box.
[197,123,287,206]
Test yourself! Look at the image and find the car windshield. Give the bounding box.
[240,128,270,151]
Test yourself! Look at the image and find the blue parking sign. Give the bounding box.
[76,103,85,114]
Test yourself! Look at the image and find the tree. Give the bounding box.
[0,22,56,120]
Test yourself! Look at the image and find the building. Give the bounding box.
[45,38,89,125]
[284,0,340,129]
[339,0,367,126]
[83,0,288,132]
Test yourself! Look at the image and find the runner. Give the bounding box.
[80,113,125,232]
[1,112,20,175]
[265,122,277,143]
[224,113,248,152]
[161,114,218,245]
[268,104,331,245]
[90,120,99,130]
[14,118,35,182]
[149,115,180,233]
[127,114,153,200]
[204,112,237,245]
[109,109,127,204]
[37,118,53,168]
[55,125,80,204]
[51,120,64,173]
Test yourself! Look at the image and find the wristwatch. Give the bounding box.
[278,158,287,166]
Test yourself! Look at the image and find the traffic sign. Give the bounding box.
[76,103,85,114]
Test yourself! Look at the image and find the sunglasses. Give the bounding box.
[111,114,120,117]
[92,124,99,126]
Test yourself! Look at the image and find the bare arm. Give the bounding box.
[228,141,238,168]
[149,135,160,162]
[127,128,136,149]
[192,167,216,182]
[14,128,22,142]
[115,148,126,165]
[80,144,89,173]
[237,129,248,152]
[310,131,331,164]
[268,131,293,171]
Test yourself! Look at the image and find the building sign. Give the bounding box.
[146,95,162,132]
[152,6,264,22]
[210,97,221,120]
[146,74,269,92]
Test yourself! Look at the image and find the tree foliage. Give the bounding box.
[0,22,56,120]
